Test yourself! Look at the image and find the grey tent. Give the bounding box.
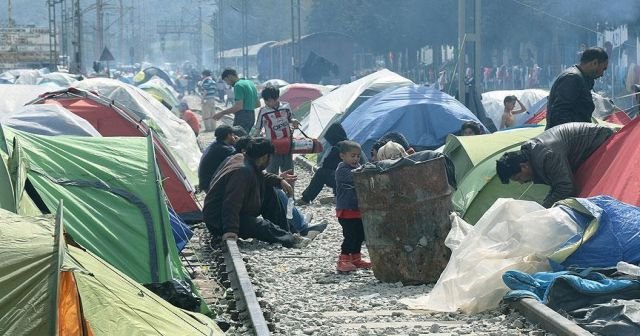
[1,104,101,137]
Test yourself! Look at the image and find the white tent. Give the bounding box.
[481,89,549,130]
[0,84,52,118]
[301,69,414,138]
[74,78,201,183]
[2,104,101,137]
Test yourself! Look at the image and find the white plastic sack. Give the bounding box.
[402,198,580,314]
[445,213,473,251]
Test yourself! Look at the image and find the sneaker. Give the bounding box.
[303,212,314,225]
[336,253,356,273]
[291,234,311,249]
[301,219,328,238]
[350,253,372,269]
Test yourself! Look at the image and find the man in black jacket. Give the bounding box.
[203,138,310,247]
[496,123,613,208]
[198,125,244,192]
[546,47,608,130]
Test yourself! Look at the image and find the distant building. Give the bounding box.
[0,25,52,71]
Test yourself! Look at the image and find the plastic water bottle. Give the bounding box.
[286,197,294,220]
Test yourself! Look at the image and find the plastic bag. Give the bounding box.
[401,198,581,314]
[445,213,473,251]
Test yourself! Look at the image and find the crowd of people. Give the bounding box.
[192,46,617,273]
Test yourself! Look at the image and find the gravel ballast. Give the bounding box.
[192,131,548,335]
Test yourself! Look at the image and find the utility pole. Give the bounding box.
[60,0,67,63]
[48,0,59,71]
[241,0,248,77]
[129,4,134,64]
[198,4,203,68]
[118,0,124,63]
[7,0,13,27]
[218,0,224,70]
[290,0,295,82]
[297,0,301,81]
[96,0,104,57]
[72,0,82,73]
[457,0,481,103]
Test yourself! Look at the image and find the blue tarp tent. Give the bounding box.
[341,85,487,157]
[552,196,640,269]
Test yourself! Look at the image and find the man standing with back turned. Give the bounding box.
[214,68,259,133]
[546,47,608,130]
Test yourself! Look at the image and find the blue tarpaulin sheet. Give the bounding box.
[341,85,486,156]
[557,196,640,269]
[169,207,192,252]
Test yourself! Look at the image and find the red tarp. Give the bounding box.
[576,116,640,206]
[525,106,547,125]
[604,110,632,126]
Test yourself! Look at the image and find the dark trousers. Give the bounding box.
[338,218,365,254]
[211,186,295,247]
[301,167,336,203]
[234,109,256,134]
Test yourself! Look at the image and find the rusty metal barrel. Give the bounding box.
[353,156,453,284]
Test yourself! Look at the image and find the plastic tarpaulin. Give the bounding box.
[525,92,627,126]
[0,84,52,118]
[481,89,549,130]
[342,85,486,156]
[169,207,193,252]
[301,69,413,138]
[138,77,181,110]
[553,196,640,269]
[576,116,640,206]
[74,78,201,183]
[2,104,101,137]
[401,199,580,313]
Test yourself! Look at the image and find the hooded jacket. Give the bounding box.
[546,65,595,129]
[321,123,349,171]
[522,123,613,207]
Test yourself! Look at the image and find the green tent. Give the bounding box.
[442,126,545,183]
[452,144,549,224]
[0,207,222,336]
[0,125,41,216]
[2,127,208,312]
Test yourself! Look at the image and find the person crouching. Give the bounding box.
[335,141,372,273]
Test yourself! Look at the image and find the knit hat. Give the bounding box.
[376,141,407,161]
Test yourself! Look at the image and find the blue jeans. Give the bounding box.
[276,189,306,233]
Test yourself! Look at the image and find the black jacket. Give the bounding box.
[546,65,595,130]
[203,154,283,234]
[320,123,348,171]
[522,123,613,208]
[198,140,236,191]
